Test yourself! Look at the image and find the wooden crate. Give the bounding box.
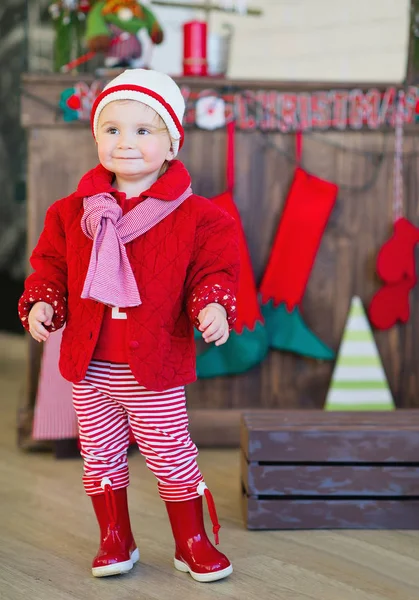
[241,410,419,529]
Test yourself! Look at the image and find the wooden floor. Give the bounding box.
[1,333,419,600]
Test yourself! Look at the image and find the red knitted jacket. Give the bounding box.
[18,160,240,391]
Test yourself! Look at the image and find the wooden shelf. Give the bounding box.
[21,72,405,92]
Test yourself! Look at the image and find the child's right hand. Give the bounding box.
[28,302,54,342]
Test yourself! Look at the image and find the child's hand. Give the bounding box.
[198,303,229,346]
[28,302,54,343]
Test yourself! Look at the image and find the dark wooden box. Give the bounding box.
[241,410,419,530]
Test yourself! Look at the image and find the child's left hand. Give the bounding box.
[198,303,229,346]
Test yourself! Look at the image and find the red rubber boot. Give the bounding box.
[91,478,139,577]
[165,484,232,582]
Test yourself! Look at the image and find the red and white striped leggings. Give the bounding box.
[73,361,203,501]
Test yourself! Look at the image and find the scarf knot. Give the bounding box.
[83,194,122,232]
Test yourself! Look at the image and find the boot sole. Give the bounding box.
[92,547,140,577]
[174,557,233,582]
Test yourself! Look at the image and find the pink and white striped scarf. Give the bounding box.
[81,186,192,308]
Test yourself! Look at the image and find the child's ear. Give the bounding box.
[165,148,175,161]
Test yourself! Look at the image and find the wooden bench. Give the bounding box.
[241,410,419,529]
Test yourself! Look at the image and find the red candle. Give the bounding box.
[183,20,208,76]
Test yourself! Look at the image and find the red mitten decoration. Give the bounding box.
[369,276,416,330]
[368,218,419,329]
[377,217,419,283]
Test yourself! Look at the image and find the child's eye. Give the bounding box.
[137,128,150,135]
[106,127,118,134]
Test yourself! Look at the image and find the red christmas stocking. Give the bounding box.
[196,121,268,377]
[210,189,263,333]
[259,137,338,360]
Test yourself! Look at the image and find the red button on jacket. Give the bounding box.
[18,161,240,391]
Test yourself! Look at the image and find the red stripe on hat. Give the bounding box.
[91,84,184,148]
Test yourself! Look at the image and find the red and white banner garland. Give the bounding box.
[60,82,419,131]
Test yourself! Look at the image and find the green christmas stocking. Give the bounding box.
[259,166,338,360]
[196,123,268,377]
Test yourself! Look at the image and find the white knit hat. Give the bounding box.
[91,69,185,156]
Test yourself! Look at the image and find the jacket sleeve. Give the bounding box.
[18,203,68,333]
[185,203,240,330]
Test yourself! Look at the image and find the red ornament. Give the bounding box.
[79,0,91,13]
[67,94,81,110]
[183,21,208,77]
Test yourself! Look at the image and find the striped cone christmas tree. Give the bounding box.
[324,296,395,411]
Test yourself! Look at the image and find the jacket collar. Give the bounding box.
[75,159,192,201]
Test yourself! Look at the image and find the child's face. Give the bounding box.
[96,100,173,182]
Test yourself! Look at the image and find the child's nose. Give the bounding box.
[118,133,135,148]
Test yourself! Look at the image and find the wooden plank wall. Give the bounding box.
[186,127,419,415]
[19,75,419,448]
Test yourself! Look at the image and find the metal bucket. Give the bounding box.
[207,24,233,77]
